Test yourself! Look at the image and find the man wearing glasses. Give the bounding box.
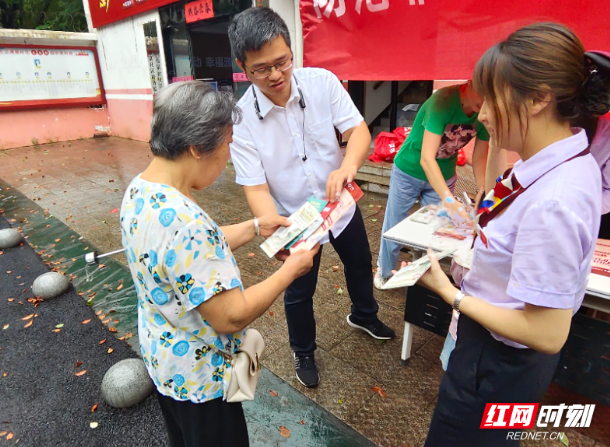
[228,7,395,389]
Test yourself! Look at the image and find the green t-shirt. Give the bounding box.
[393,85,489,181]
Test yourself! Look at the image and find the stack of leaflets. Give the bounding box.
[409,205,439,224]
[381,249,456,290]
[592,239,610,277]
[261,182,364,257]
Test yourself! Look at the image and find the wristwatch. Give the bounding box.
[453,290,466,312]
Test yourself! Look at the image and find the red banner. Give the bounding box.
[90,0,175,28]
[301,0,610,80]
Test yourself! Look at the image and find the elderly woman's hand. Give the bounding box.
[257,215,291,238]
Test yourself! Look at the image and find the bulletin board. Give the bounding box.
[0,44,106,111]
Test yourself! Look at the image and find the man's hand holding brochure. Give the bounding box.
[261,182,364,257]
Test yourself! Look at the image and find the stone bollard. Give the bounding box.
[0,229,22,249]
[101,359,154,408]
[31,272,70,300]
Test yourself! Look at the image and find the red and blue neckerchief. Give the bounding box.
[473,147,590,248]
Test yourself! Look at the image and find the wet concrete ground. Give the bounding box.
[0,137,604,447]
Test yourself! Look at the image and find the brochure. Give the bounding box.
[260,201,321,257]
[592,239,610,277]
[290,182,363,253]
[381,249,456,290]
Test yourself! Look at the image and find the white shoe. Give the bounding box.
[373,272,388,290]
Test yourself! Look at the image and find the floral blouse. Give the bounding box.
[120,175,245,403]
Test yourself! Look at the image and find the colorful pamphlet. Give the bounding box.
[592,239,610,277]
[381,249,456,290]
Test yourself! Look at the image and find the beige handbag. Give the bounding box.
[226,328,265,403]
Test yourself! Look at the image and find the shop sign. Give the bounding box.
[185,0,214,23]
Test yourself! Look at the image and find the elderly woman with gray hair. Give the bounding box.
[120,81,318,447]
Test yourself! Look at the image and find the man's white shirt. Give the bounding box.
[230,67,364,244]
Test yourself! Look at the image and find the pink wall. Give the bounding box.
[106,98,152,142]
[104,89,153,142]
[0,107,110,150]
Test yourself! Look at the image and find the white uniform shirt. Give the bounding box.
[230,67,364,244]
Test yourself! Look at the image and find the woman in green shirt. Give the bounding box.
[375,82,489,288]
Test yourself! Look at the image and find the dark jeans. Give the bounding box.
[425,315,560,447]
[157,392,249,447]
[284,206,379,357]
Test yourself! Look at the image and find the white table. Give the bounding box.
[383,213,610,365]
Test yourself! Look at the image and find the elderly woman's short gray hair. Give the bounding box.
[149,81,241,160]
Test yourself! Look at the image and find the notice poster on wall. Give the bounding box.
[0,46,105,110]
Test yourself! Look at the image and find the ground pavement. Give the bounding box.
[0,137,605,447]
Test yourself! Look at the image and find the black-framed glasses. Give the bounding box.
[246,57,293,79]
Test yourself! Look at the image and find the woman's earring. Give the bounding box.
[197,157,201,162]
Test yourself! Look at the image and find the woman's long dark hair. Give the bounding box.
[473,23,610,142]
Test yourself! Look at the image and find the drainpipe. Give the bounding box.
[294,0,304,68]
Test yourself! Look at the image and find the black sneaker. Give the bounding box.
[293,353,320,388]
[347,314,396,340]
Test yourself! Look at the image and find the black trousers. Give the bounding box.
[599,212,610,239]
[157,392,249,447]
[425,315,560,447]
[284,206,379,356]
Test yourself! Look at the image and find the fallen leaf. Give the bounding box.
[82,319,91,324]
[109,327,117,333]
[75,361,83,368]
[55,238,60,242]
[372,219,378,222]
[279,426,291,438]
[22,314,34,320]
[6,271,11,274]
[110,208,119,213]
[403,444,410,447]
[75,370,87,376]
[98,264,105,269]
[55,323,64,328]
[332,265,339,272]
[2,324,8,330]
[90,422,98,429]
[8,298,14,302]
[91,404,98,413]
[117,284,123,291]
[96,310,102,316]
[268,311,274,316]
[99,339,106,345]
[52,329,61,333]
[337,287,343,295]
[7,433,13,440]
[0,431,6,436]
[2,372,7,377]
[107,348,114,354]
[270,390,278,397]
[372,386,387,398]
[299,420,305,425]
[248,253,255,257]
[24,320,33,328]
[338,398,344,404]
